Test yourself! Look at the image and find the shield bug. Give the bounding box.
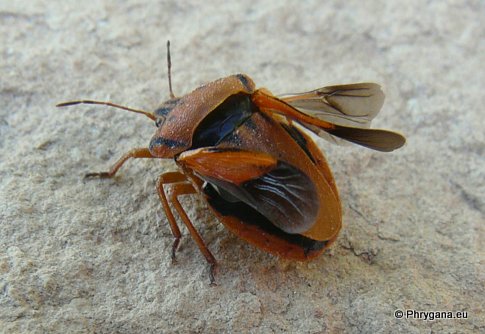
[57,41,405,283]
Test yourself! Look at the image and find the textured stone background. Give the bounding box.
[1,1,483,333]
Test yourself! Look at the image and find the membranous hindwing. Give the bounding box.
[200,159,319,234]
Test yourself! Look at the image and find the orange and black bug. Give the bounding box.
[57,42,405,283]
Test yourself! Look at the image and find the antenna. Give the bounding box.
[56,100,156,121]
[167,40,175,99]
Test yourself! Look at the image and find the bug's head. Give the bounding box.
[148,95,195,159]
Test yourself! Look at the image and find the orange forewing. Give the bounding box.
[178,148,277,185]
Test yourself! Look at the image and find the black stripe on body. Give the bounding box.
[149,137,186,150]
[236,74,252,91]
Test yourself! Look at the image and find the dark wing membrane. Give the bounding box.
[204,161,319,234]
[322,124,406,152]
[297,121,405,152]
[279,83,384,128]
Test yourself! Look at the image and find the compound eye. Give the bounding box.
[155,117,165,128]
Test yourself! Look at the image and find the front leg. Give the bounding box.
[85,147,154,178]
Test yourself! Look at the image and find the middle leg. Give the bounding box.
[156,171,190,261]
[168,182,217,284]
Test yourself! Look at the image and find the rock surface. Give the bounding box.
[1,1,483,333]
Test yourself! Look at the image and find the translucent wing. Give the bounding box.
[253,89,405,152]
[279,83,384,128]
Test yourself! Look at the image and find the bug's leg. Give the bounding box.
[86,147,154,178]
[168,182,218,285]
[156,172,189,262]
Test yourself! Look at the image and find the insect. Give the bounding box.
[57,42,405,283]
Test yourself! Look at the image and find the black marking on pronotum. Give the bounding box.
[149,137,186,150]
[203,182,328,254]
[154,98,181,117]
[236,74,252,91]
